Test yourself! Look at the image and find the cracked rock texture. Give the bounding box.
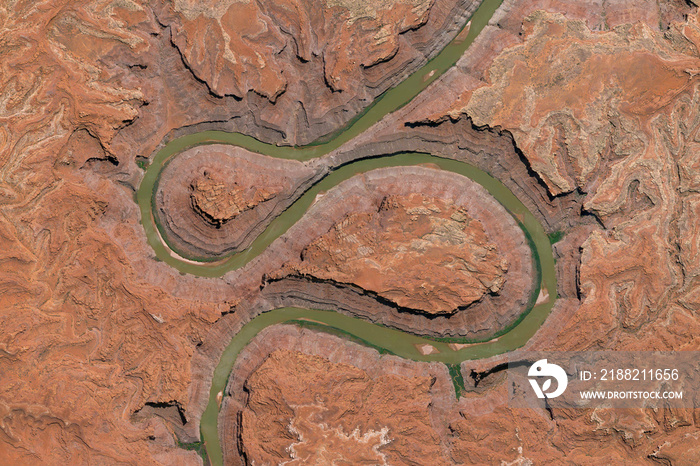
[166,0,433,99]
[190,171,276,227]
[0,0,481,460]
[0,2,230,464]
[240,350,444,465]
[220,326,700,465]
[436,6,700,350]
[220,326,456,466]
[262,166,533,338]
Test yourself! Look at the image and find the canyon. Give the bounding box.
[1,0,699,465]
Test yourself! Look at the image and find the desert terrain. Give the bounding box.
[1,0,699,464]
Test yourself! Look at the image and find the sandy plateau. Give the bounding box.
[1,0,700,464]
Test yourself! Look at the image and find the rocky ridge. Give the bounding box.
[219,325,700,465]
[260,166,533,338]
[433,3,700,353]
[219,325,456,466]
[145,0,480,146]
[189,172,276,227]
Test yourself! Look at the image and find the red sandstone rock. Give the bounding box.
[219,326,456,466]
[0,2,230,464]
[397,0,700,354]
[457,8,700,354]
[240,350,446,465]
[220,326,700,465]
[163,0,433,100]
[277,192,509,314]
[4,0,700,464]
[156,144,318,257]
[143,0,477,146]
[260,166,533,337]
[190,171,276,227]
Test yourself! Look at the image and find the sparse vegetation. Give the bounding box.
[177,439,208,463]
[548,230,564,245]
[447,363,466,398]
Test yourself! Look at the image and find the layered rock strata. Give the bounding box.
[155,144,318,257]
[182,3,700,465]
[274,193,509,315]
[5,0,700,463]
[0,2,225,463]
[262,166,533,337]
[214,3,700,463]
[189,172,276,227]
[432,5,700,352]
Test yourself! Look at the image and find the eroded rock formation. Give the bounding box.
[165,0,433,98]
[4,0,700,464]
[151,0,477,145]
[276,192,509,314]
[155,144,317,257]
[220,326,456,466]
[260,166,533,338]
[239,350,444,464]
[220,325,700,465]
[189,171,276,227]
[434,6,700,349]
[0,2,224,464]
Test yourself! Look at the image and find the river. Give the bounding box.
[135,0,558,464]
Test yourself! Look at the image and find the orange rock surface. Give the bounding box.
[278,193,508,314]
[239,350,446,465]
[379,3,700,462]
[255,166,533,339]
[221,326,700,465]
[455,10,691,196]
[0,2,226,464]
[439,7,700,351]
[155,144,317,257]
[148,0,476,145]
[190,170,276,227]
[4,0,700,464]
[165,0,433,99]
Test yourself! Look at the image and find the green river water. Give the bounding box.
[135,0,559,464]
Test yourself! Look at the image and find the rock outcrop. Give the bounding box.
[275,192,509,314]
[240,350,444,464]
[165,0,433,99]
[189,172,276,227]
[4,0,700,464]
[220,325,700,465]
[0,2,225,464]
[220,326,456,466]
[261,166,533,338]
[436,6,700,352]
[155,144,318,257]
